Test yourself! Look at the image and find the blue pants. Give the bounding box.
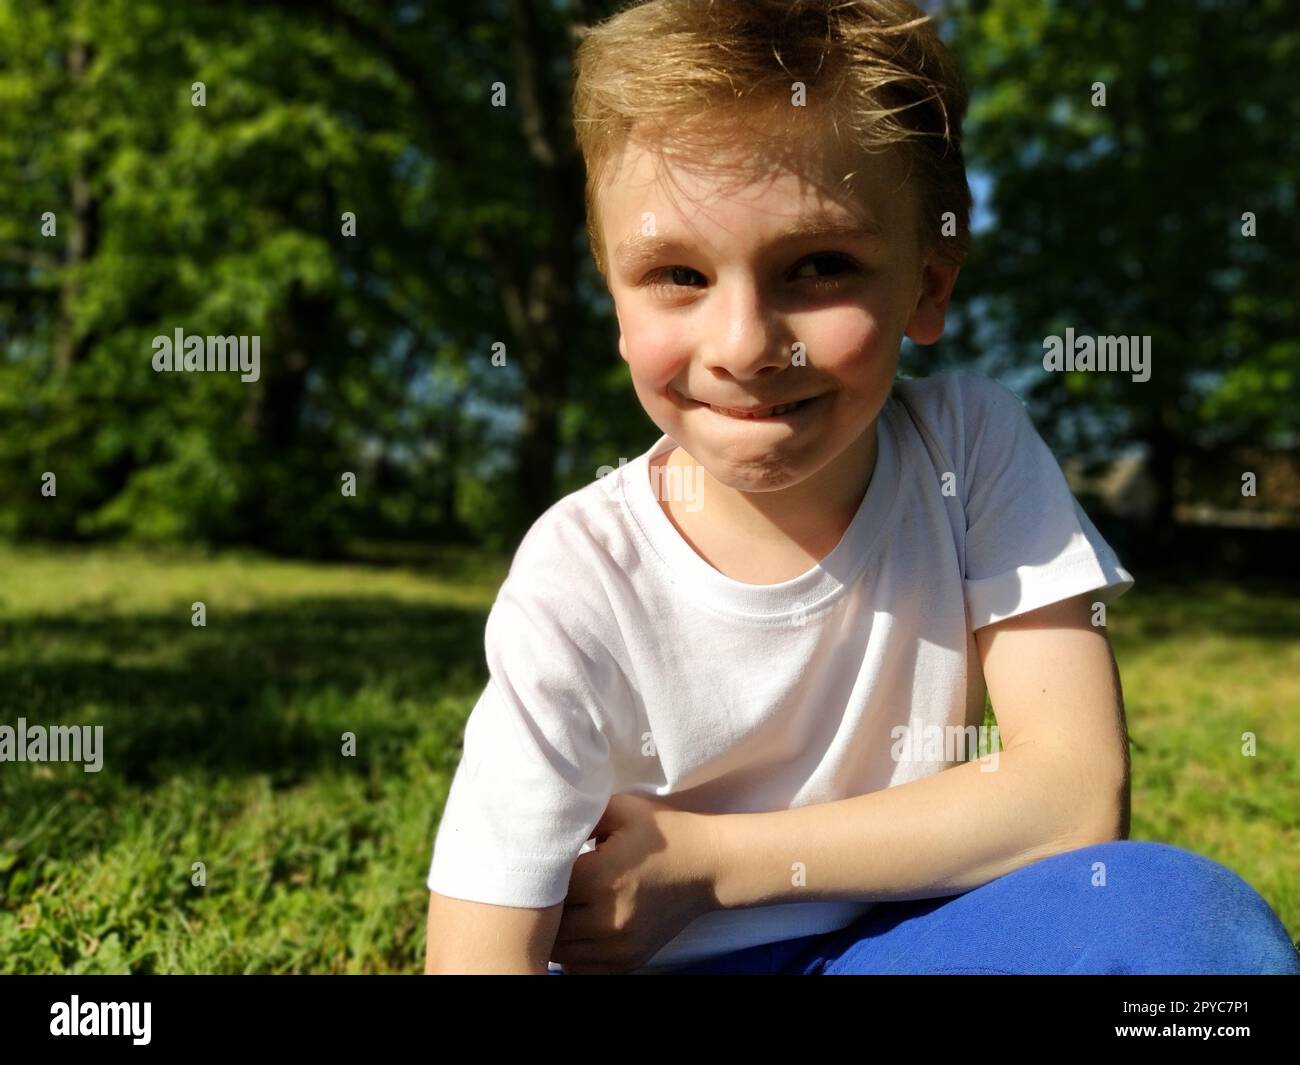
[551,842,1300,974]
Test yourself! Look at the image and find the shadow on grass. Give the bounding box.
[4,575,1296,790]
[0,596,490,792]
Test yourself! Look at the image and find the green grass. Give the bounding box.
[0,544,506,973]
[1106,579,1300,939]
[0,546,1296,971]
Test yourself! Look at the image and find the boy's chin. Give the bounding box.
[683,450,821,495]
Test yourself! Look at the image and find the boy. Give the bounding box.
[422,0,1296,976]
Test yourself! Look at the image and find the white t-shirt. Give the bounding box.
[426,372,1135,973]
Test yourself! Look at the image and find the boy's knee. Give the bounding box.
[1036,840,1299,973]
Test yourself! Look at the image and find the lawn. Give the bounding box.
[0,545,1296,972]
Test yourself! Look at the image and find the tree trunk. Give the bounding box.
[54,38,100,373]
[286,0,594,537]
[438,381,470,541]
[1145,429,1179,557]
[500,0,585,528]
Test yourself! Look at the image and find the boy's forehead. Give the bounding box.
[599,130,915,261]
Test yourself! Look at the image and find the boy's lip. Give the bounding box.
[684,393,823,416]
[685,392,827,420]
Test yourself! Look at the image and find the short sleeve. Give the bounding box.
[958,376,1135,629]
[426,579,616,907]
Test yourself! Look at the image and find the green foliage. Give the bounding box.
[0,0,595,553]
[2,0,1294,551]
[927,0,1299,464]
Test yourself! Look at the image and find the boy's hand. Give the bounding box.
[551,793,719,974]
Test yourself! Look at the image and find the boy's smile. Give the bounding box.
[598,126,959,579]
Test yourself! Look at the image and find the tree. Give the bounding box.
[0,0,635,552]
[923,0,1299,545]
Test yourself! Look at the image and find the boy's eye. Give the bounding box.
[645,253,861,295]
[649,265,706,290]
[791,253,860,284]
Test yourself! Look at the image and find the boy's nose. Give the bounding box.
[702,283,790,378]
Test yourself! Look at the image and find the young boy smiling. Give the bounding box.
[423,0,1300,976]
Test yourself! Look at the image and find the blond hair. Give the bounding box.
[572,0,972,279]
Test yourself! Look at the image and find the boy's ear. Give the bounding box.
[904,258,961,346]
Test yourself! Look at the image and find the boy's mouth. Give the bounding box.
[693,394,822,420]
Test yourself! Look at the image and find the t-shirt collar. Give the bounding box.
[621,398,901,620]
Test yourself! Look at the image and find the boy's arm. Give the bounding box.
[424,891,564,975]
[703,591,1131,909]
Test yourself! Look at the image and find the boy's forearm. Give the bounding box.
[703,747,1126,911]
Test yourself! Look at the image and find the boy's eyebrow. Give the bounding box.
[614,212,886,275]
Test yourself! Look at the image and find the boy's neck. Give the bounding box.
[653,419,880,585]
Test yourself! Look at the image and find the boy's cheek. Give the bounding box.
[621,326,693,386]
[799,318,889,375]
